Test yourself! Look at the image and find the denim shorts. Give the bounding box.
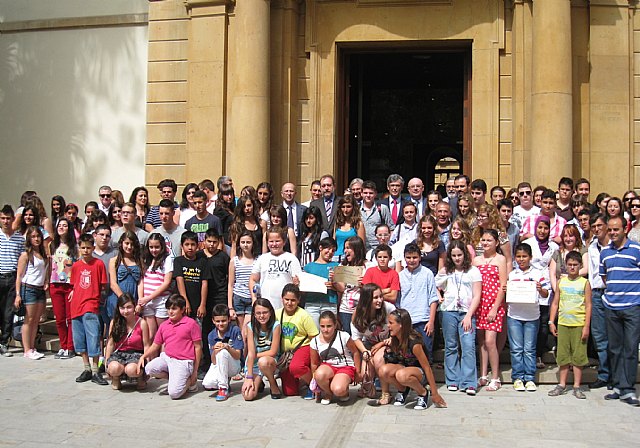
[233,294,252,315]
[20,284,46,305]
[72,312,101,357]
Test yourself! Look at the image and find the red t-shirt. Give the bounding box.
[363,266,400,292]
[154,315,201,360]
[70,258,107,319]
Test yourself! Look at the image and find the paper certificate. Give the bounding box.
[298,272,328,294]
[333,265,364,286]
[506,280,537,304]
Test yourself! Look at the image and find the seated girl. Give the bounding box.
[242,298,282,400]
[310,311,361,405]
[105,294,150,390]
[377,308,446,409]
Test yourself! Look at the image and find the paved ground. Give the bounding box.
[1,350,638,448]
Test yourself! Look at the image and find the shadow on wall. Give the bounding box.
[0,23,147,207]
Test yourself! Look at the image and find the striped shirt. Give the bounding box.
[0,230,24,274]
[232,255,254,299]
[600,239,640,310]
[143,256,174,301]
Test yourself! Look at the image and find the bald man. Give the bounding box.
[281,182,307,236]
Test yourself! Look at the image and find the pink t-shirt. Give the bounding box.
[154,315,201,360]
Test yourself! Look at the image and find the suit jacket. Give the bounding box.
[381,195,408,228]
[394,196,428,226]
[281,201,307,236]
[310,195,341,233]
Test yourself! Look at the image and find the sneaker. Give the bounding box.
[0,344,13,357]
[604,392,620,400]
[54,348,65,359]
[394,388,410,406]
[573,388,586,400]
[548,384,567,396]
[32,349,45,359]
[513,379,525,392]
[75,370,92,383]
[447,384,459,392]
[60,350,75,359]
[91,373,108,386]
[621,396,640,407]
[302,388,315,400]
[525,381,537,392]
[320,397,331,405]
[216,388,229,401]
[98,361,105,375]
[338,394,350,402]
[414,394,428,410]
[589,379,608,389]
[466,387,477,396]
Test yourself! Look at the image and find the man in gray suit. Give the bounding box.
[310,174,340,232]
[280,182,307,237]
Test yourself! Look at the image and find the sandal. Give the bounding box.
[376,392,391,405]
[478,376,489,387]
[232,372,244,381]
[486,378,501,391]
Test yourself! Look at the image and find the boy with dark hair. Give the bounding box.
[145,178,179,231]
[70,233,108,385]
[548,251,591,399]
[198,229,230,372]
[398,242,439,361]
[469,179,487,211]
[557,177,574,221]
[185,191,223,250]
[0,204,24,356]
[202,304,244,401]
[140,294,203,399]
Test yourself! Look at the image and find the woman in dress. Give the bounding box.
[333,195,365,261]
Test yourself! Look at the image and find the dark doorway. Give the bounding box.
[338,49,470,194]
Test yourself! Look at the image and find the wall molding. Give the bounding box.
[0,13,148,33]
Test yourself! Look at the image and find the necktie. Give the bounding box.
[325,199,332,218]
[391,199,398,225]
[287,205,294,229]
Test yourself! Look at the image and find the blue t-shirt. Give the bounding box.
[303,261,339,304]
[207,324,244,351]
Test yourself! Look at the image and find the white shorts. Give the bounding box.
[142,296,169,318]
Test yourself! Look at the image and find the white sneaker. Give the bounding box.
[32,350,45,359]
[525,381,537,392]
[513,379,525,392]
[54,348,65,359]
[24,350,41,360]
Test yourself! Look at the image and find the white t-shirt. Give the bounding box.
[310,330,354,367]
[506,266,547,321]
[252,252,302,309]
[350,301,395,345]
[511,205,540,230]
[435,266,482,312]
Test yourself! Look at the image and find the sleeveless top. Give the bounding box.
[113,263,141,300]
[115,322,144,352]
[22,255,46,286]
[232,255,254,298]
[335,227,357,256]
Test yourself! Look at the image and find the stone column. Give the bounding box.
[227,0,271,187]
[530,0,573,186]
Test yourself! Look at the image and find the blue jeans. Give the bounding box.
[441,311,477,390]
[412,322,434,362]
[507,317,539,382]
[338,312,352,335]
[605,305,640,399]
[590,289,610,382]
[305,302,338,330]
[72,312,101,357]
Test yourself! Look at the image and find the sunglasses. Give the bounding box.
[100,194,111,198]
[631,204,640,209]
[519,191,532,197]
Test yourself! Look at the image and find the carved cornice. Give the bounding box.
[184,0,234,8]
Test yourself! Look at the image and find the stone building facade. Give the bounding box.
[146,0,639,196]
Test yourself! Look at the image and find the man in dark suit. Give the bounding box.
[310,174,340,232]
[407,177,428,218]
[280,182,307,237]
[381,173,407,229]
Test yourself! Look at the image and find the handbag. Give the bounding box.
[275,308,306,371]
[359,360,377,398]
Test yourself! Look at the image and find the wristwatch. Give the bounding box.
[547,320,554,325]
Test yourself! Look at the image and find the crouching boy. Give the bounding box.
[139,294,202,399]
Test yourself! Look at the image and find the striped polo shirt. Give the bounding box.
[0,230,25,274]
[600,239,640,310]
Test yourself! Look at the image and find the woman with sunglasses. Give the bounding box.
[622,190,638,220]
[627,197,640,243]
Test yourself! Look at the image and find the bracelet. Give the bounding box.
[245,375,254,379]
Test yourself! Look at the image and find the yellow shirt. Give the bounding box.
[275,307,319,351]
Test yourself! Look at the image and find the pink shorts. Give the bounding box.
[323,363,356,382]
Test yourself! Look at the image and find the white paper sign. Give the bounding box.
[506,280,538,304]
[298,272,328,294]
